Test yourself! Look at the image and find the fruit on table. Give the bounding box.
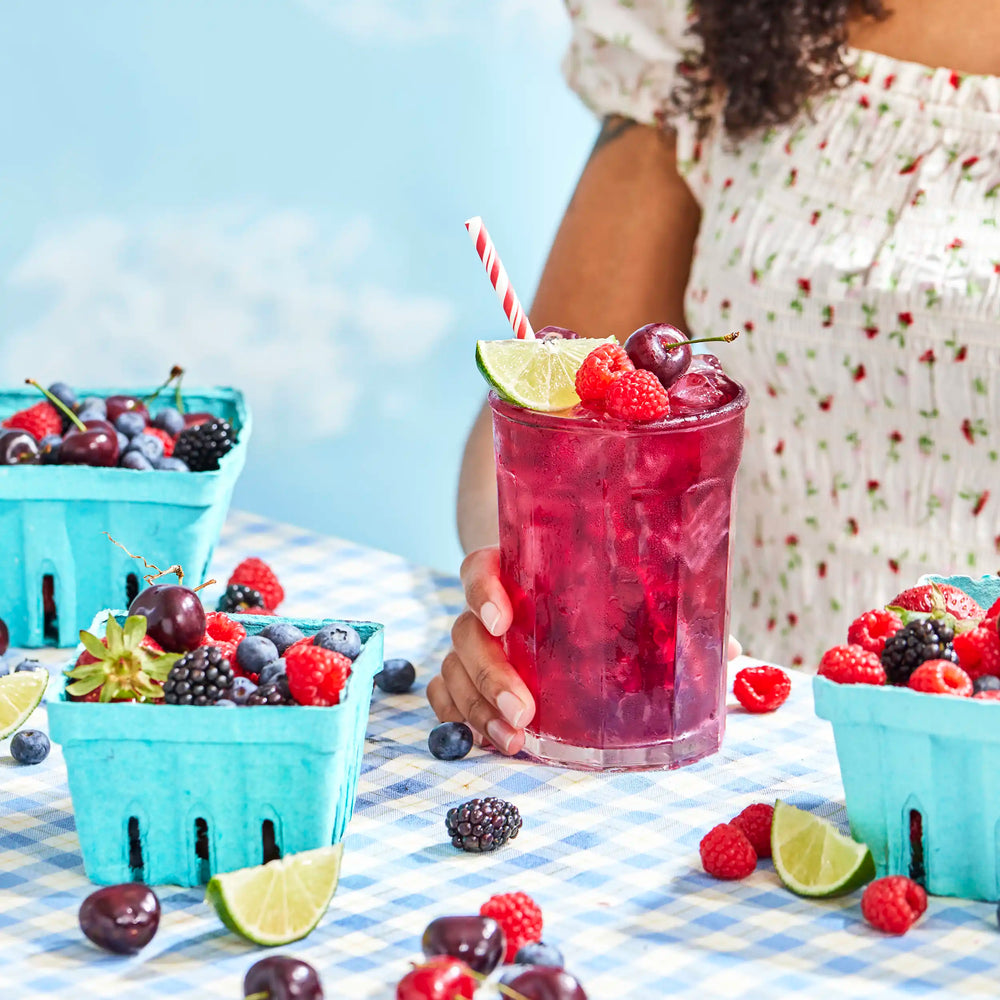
[0,671,49,739]
[79,883,160,954]
[730,802,774,859]
[0,617,7,656]
[699,823,757,880]
[421,915,506,974]
[10,729,50,765]
[428,722,473,761]
[0,429,40,464]
[128,583,208,653]
[505,967,589,1000]
[395,957,477,1000]
[515,941,565,968]
[375,658,416,694]
[244,956,324,1000]
[480,892,542,963]
[206,844,343,946]
[732,664,792,712]
[446,798,522,854]
[861,876,927,934]
[163,646,236,705]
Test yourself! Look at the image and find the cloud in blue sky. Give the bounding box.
[4,209,455,441]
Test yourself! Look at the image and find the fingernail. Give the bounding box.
[480,601,502,636]
[497,690,529,729]
[486,718,515,754]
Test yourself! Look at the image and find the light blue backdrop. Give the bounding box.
[0,0,594,571]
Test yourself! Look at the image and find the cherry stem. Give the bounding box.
[102,533,185,585]
[669,331,740,352]
[244,994,268,1000]
[25,378,86,432]
[192,579,216,594]
[142,365,185,407]
[144,564,185,586]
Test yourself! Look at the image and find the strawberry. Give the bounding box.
[889,582,983,621]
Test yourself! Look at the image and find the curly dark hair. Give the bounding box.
[678,0,887,138]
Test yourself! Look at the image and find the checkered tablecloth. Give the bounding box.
[2,510,998,999]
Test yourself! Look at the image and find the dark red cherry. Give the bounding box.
[79,883,160,955]
[0,429,40,465]
[396,958,477,1000]
[244,956,324,1000]
[62,419,119,467]
[183,411,214,428]
[0,617,8,655]
[506,967,589,1000]
[105,395,149,423]
[536,326,580,340]
[422,915,505,974]
[128,584,207,652]
[624,323,691,389]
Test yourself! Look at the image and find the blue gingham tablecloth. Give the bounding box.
[2,510,998,999]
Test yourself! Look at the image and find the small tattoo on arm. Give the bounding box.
[590,114,638,158]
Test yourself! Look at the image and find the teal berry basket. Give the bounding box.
[48,611,384,886]
[0,385,249,648]
[814,573,1000,901]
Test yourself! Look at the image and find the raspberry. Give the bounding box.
[284,635,315,656]
[204,612,246,646]
[987,597,1000,620]
[908,659,973,696]
[818,644,887,685]
[2,402,61,441]
[605,369,670,422]
[847,609,903,656]
[143,426,175,457]
[732,664,791,713]
[229,558,284,612]
[479,892,542,963]
[974,689,1000,701]
[699,823,757,879]
[730,803,774,859]
[953,622,1000,680]
[573,343,634,401]
[285,644,351,706]
[890,583,983,620]
[861,876,927,934]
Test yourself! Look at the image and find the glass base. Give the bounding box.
[521,720,722,772]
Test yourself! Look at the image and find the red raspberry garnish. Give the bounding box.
[285,644,351,706]
[143,426,175,457]
[818,644,887,685]
[605,369,670,422]
[953,621,1000,680]
[732,664,791,713]
[890,582,983,620]
[908,659,973,696]
[699,823,757,880]
[203,612,246,646]
[479,892,542,963]
[730,803,774,859]
[861,876,927,934]
[229,558,284,612]
[2,402,61,441]
[847,609,902,656]
[986,597,1000,620]
[573,343,634,401]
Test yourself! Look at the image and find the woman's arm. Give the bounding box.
[457,116,701,553]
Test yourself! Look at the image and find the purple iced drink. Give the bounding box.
[491,355,746,770]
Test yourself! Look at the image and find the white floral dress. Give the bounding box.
[564,0,1000,668]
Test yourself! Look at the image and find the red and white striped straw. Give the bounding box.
[465,216,535,340]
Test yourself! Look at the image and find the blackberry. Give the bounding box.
[173,418,236,472]
[217,583,265,614]
[163,646,234,705]
[881,618,958,685]
[445,797,522,854]
[246,680,295,705]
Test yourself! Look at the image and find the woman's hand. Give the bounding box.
[427,547,535,756]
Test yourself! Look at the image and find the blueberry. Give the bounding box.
[237,636,279,676]
[230,676,259,705]
[115,411,146,439]
[258,659,287,688]
[78,397,107,418]
[121,451,153,471]
[39,434,62,464]
[15,659,44,673]
[10,730,50,765]
[313,624,362,660]
[515,942,564,968]
[0,658,10,678]
[258,623,304,654]
[154,456,189,472]
[214,699,238,708]
[375,658,416,694]
[115,431,130,454]
[428,721,473,761]
[127,434,163,463]
[974,675,1000,694]
[153,407,185,436]
[48,382,77,411]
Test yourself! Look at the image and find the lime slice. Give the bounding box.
[205,844,343,945]
[771,800,876,897]
[0,671,48,740]
[476,336,615,411]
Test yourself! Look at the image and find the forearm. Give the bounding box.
[456,116,701,554]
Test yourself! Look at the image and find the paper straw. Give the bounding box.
[465,216,535,340]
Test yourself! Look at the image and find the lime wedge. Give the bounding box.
[476,336,615,411]
[206,844,343,945]
[0,671,48,740]
[771,800,876,897]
